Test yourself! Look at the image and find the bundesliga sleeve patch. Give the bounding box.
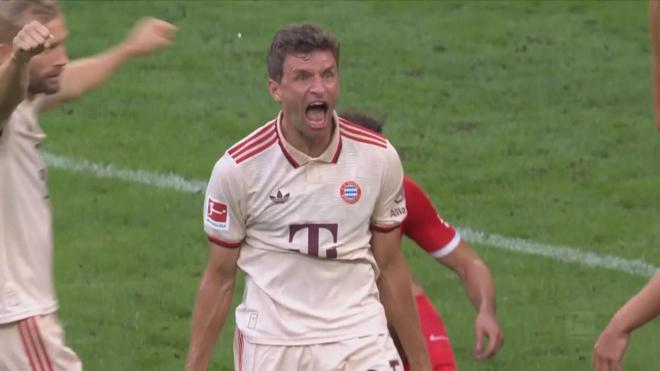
[205,196,230,231]
[340,180,362,204]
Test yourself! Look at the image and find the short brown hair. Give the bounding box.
[267,23,340,82]
[0,0,60,42]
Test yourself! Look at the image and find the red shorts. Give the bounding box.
[403,294,457,371]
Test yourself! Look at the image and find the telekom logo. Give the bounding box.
[288,223,339,259]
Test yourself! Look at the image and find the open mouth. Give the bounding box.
[305,101,329,128]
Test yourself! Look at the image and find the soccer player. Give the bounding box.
[0,1,175,369]
[339,112,504,371]
[593,271,660,371]
[186,23,431,371]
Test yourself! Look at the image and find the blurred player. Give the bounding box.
[186,23,431,371]
[340,111,504,371]
[593,271,660,371]
[0,1,175,369]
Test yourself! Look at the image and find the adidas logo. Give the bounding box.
[269,190,290,204]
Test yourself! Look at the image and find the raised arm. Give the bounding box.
[0,21,51,125]
[41,17,175,110]
[186,242,240,371]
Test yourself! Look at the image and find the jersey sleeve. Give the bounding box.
[402,177,460,258]
[203,153,247,248]
[371,142,407,232]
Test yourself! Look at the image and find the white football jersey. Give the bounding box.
[204,112,407,345]
[0,97,58,324]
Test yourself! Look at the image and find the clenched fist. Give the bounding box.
[12,21,53,64]
[123,17,176,58]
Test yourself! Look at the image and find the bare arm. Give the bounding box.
[0,55,27,127]
[593,271,660,371]
[42,17,175,110]
[438,241,503,359]
[186,242,240,371]
[0,21,51,125]
[610,271,660,332]
[372,228,431,371]
[650,0,660,130]
[439,241,495,315]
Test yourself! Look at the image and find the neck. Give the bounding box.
[281,113,334,158]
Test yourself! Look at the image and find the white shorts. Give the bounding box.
[234,330,403,371]
[0,314,82,371]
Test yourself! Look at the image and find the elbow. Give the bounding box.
[453,258,488,281]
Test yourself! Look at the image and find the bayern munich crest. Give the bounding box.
[339,180,362,204]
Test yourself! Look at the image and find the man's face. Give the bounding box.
[269,50,339,138]
[27,15,69,95]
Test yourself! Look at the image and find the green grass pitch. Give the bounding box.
[39,1,660,370]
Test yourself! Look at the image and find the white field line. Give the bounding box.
[458,228,657,277]
[43,152,207,193]
[44,151,657,278]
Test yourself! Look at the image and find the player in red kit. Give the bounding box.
[341,112,504,371]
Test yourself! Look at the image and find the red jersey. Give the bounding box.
[401,177,460,258]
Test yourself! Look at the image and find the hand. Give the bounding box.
[11,21,53,64]
[473,310,504,360]
[593,322,630,371]
[123,17,176,57]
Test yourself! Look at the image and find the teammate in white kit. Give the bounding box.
[186,23,431,371]
[0,1,175,369]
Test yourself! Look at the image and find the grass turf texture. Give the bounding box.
[42,1,660,370]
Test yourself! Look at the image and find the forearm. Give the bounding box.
[609,271,660,334]
[459,259,496,314]
[0,55,28,122]
[186,270,235,371]
[378,254,429,367]
[57,42,137,101]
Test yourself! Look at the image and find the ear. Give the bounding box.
[268,79,281,103]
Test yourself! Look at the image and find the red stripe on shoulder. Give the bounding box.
[231,130,277,162]
[340,131,387,148]
[234,135,278,164]
[338,118,387,141]
[228,122,276,157]
[208,236,242,249]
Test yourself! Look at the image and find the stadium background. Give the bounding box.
[42,1,660,370]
